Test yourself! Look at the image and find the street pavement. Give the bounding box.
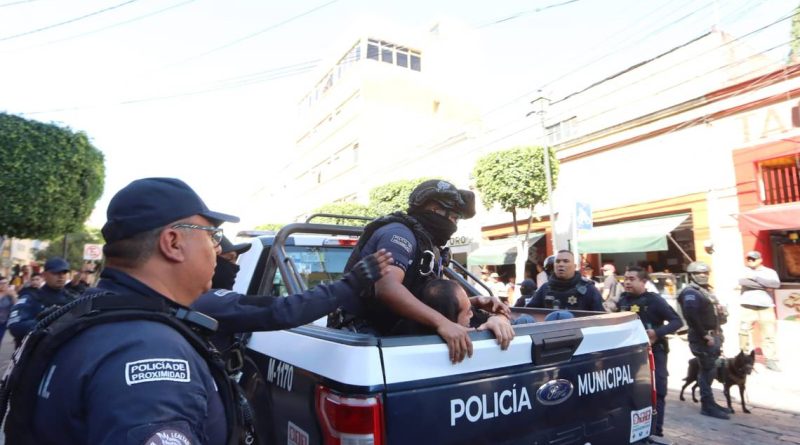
[0,320,797,444]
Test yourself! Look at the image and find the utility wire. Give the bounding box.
[0,0,38,7]
[171,0,340,66]
[543,8,797,125]
[14,0,198,50]
[476,0,580,28]
[0,0,141,42]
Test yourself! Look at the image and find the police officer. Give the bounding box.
[7,257,76,348]
[618,266,682,439]
[338,179,512,364]
[513,279,536,307]
[192,235,391,357]
[678,261,730,420]
[526,250,604,311]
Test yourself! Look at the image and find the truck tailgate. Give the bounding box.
[380,315,653,444]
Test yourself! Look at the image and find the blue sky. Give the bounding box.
[0,0,793,231]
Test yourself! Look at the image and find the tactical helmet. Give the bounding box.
[686,261,710,274]
[543,255,556,274]
[408,179,476,219]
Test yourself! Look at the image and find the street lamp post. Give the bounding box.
[531,93,557,255]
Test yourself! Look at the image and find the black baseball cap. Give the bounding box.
[102,178,239,243]
[44,257,70,273]
[220,236,251,256]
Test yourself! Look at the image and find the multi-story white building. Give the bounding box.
[275,22,484,224]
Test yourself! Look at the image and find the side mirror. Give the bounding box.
[703,240,714,255]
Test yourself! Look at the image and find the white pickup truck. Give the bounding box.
[233,222,656,445]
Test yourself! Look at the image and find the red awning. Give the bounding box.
[738,203,800,233]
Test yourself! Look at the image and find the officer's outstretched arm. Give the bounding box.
[375,267,473,364]
[194,250,392,333]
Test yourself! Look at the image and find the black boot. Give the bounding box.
[701,403,730,419]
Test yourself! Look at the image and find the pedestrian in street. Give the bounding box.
[738,250,781,372]
[601,263,622,311]
[678,261,730,420]
[0,275,18,345]
[7,257,75,349]
[526,250,604,311]
[619,266,683,440]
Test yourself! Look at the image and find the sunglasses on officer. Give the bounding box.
[171,223,224,247]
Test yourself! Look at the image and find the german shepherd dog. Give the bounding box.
[679,350,756,414]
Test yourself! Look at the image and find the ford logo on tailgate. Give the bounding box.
[536,379,574,405]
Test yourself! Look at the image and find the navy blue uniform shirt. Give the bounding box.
[7,285,75,340]
[355,223,422,334]
[679,286,719,343]
[617,291,682,339]
[32,268,227,445]
[526,275,604,311]
[192,274,364,352]
[359,223,417,273]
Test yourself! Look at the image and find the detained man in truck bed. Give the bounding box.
[332,179,514,364]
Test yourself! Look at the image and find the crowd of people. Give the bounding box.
[0,176,786,444]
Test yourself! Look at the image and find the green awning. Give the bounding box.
[467,234,544,266]
[577,214,689,254]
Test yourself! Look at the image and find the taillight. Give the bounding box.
[315,385,385,445]
[648,345,657,412]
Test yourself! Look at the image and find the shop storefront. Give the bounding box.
[734,139,800,321]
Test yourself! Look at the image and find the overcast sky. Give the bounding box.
[0,0,793,233]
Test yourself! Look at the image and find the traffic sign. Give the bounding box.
[576,202,592,230]
[83,243,103,261]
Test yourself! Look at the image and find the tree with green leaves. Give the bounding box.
[473,146,559,284]
[791,3,800,64]
[253,223,285,232]
[368,177,434,215]
[308,201,375,225]
[0,113,105,254]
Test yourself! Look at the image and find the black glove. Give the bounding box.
[348,254,382,288]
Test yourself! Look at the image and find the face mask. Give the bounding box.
[690,273,709,286]
[212,257,240,290]
[410,210,458,247]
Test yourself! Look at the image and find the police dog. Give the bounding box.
[679,350,756,414]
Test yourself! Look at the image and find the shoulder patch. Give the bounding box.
[125,358,191,386]
[390,234,413,254]
[213,289,233,297]
[145,429,192,445]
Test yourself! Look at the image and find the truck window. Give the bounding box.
[272,246,353,296]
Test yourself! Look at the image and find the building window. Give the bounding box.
[759,155,800,205]
[410,52,421,71]
[546,117,576,144]
[365,38,421,72]
[367,39,379,60]
[396,47,409,67]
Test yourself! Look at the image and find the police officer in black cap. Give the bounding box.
[526,250,604,311]
[678,261,730,420]
[337,179,513,364]
[192,235,391,358]
[7,257,76,348]
[618,266,682,439]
